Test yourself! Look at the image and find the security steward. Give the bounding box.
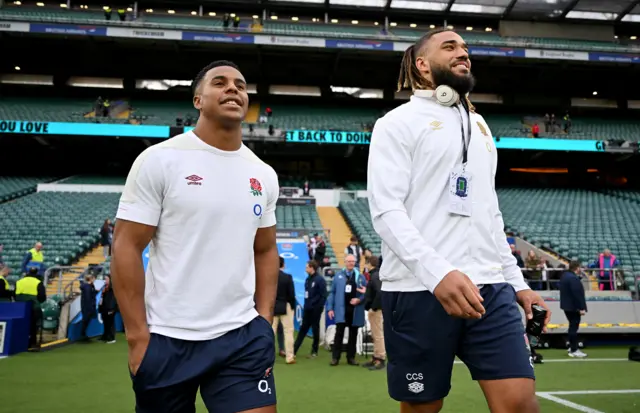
[15,267,47,348]
[22,242,44,274]
[0,265,14,302]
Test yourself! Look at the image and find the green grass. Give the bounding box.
[0,336,639,412]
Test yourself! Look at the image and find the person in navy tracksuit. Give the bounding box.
[326,254,367,366]
[293,260,326,358]
[560,260,587,357]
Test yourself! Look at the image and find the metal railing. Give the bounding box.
[43,265,90,300]
[522,267,633,292]
[0,13,638,54]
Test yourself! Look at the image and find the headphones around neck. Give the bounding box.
[415,85,460,107]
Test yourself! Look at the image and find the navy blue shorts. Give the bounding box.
[130,315,276,413]
[382,283,534,403]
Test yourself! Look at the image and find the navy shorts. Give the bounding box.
[130,315,276,413]
[382,283,534,403]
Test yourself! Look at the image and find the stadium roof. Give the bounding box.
[267,0,640,22]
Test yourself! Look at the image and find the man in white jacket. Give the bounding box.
[367,29,550,413]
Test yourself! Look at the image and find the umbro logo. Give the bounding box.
[430,121,443,130]
[185,175,203,186]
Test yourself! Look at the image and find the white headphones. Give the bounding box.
[414,85,460,107]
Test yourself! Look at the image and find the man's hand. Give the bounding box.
[328,310,335,320]
[357,286,366,294]
[433,270,485,319]
[580,310,586,316]
[127,332,150,376]
[516,289,552,332]
[350,298,361,306]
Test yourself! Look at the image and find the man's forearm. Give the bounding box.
[112,243,148,340]
[254,246,279,323]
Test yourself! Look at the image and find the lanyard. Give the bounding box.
[455,101,472,165]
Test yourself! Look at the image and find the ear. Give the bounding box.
[193,95,202,110]
[415,55,430,75]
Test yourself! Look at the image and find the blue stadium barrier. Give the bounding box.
[277,239,311,336]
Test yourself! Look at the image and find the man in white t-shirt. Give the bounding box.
[368,30,550,413]
[112,60,280,413]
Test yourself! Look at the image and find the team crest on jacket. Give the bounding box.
[476,121,489,137]
[249,178,263,196]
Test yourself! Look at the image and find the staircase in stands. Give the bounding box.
[317,207,363,269]
[46,246,105,298]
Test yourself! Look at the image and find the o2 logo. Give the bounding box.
[258,379,272,394]
[295,304,303,324]
[279,252,298,260]
[253,204,262,218]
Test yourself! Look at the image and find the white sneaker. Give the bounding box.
[568,350,587,358]
[107,340,116,344]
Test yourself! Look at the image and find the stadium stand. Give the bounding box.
[2,6,639,54]
[0,176,55,202]
[340,189,640,293]
[0,192,118,277]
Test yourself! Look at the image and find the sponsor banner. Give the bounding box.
[525,49,589,61]
[277,239,310,334]
[254,34,324,48]
[325,39,393,51]
[30,23,107,36]
[0,21,30,32]
[0,120,170,138]
[106,26,182,40]
[285,129,371,145]
[495,137,606,152]
[182,31,254,44]
[393,41,413,52]
[588,52,640,63]
[470,46,525,58]
[276,228,322,238]
[277,196,316,206]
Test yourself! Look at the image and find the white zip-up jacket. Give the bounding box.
[367,90,529,293]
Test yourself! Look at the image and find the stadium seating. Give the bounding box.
[0,98,93,122]
[341,189,640,292]
[2,6,638,54]
[265,105,379,131]
[0,192,119,275]
[0,176,55,202]
[276,205,337,265]
[339,199,381,257]
[499,188,640,291]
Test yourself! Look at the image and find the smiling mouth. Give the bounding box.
[453,62,469,69]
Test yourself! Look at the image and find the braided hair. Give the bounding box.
[397,28,475,112]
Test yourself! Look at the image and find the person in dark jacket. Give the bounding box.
[80,274,98,341]
[560,260,587,358]
[362,256,385,370]
[313,235,326,263]
[99,275,118,343]
[272,257,296,364]
[100,219,113,259]
[293,260,326,358]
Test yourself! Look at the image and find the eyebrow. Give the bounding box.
[441,40,468,49]
[211,75,247,85]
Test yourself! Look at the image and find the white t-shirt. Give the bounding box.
[368,91,529,294]
[116,131,279,341]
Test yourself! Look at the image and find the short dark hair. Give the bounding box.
[569,260,581,272]
[350,236,357,242]
[279,256,285,268]
[192,60,240,95]
[307,260,318,271]
[369,256,379,268]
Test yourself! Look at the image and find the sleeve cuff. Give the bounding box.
[504,267,531,292]
[116,202,160,227]
[259,211,276,228]
[417,259,457,292]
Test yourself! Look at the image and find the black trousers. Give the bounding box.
[277,321,284,352]
[294,307,322,355]
[81,314,92,339]
[101,312,116,341]
[332,323,358,362]
[29,310,41,347]
[565,310,581,352]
